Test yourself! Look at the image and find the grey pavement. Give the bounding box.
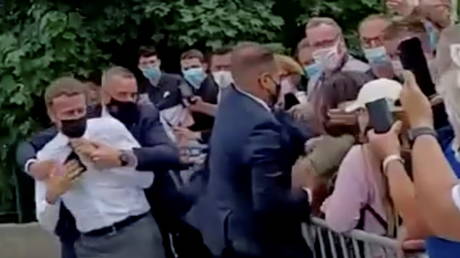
[0,223,59,258]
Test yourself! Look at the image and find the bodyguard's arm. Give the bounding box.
[133,105,181,171]
[16,127,57,176]
[248,121,310,222]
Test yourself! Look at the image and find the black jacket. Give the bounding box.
[143,72,184,111]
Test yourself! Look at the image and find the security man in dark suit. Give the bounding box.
[15,67,190,258]
[205,42,313,258]
[138,46,184,111]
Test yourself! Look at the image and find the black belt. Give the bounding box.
[83,212,148,237]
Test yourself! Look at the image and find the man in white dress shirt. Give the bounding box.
[35,77,165,258]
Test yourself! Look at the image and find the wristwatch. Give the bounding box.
[407,127,437,147]
[119,150,137,167]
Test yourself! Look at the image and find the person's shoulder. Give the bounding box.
[340,144,365,169]
[343,55,370,72]
[137,102,160,119]
[88,117,125,130]
[161,72,183,83]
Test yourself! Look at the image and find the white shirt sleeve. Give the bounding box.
[24,159,37,176]
[35,181,60,233]
[451,184,460,212]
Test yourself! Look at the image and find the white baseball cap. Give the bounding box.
[345,78,403,112]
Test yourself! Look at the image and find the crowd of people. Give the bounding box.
[13,0,460,257]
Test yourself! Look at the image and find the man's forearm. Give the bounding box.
[385,161,430,239]
[133,145,181,171]
[196,102,217,117]
[412,135,460,240]
[16,141,37,174]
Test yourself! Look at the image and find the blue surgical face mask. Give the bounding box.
[141,66,161,81]
[303,63,322,79]
[424,21,439,53]
[183,67,206,89]
[363,46,389,65]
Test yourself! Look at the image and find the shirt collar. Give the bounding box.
[452,139,460,162]
[149,73,162,87]
[101,106,111,118]
[54,132,70,146]
[233,85,271,112]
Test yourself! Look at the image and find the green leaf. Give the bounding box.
[68,12,82,29]
[0,75,16,95]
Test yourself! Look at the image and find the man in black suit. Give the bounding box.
[205,42,313,258]
[138,46,184,111]
[15,67,194,258]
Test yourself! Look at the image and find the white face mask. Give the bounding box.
[212,71,234,89]
[312,41,342,71]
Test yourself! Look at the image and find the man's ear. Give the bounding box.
[259,72,271,89]
[101,89,111,105]
[158,59,162,69]
[203,62,209,72]
[47,106,57,124]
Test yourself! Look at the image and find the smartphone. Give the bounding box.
[284,93,300,110]
[178,82,196,104]
[398,37,436,97]
[65,152,87,174]
[366,98,394,134]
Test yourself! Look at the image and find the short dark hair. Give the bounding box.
[208,47,233,65]
[213,47,233,56]
[312,71,373,136]
[45,77,88,109]
[231,42,275,86]
[138,46,157,59]
[181,49,205,62]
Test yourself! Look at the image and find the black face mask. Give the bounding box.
[267,77,281,107]
[107,99,138,125]
[61,116,87,138]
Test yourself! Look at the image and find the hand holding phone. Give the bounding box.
[366,98,395,134]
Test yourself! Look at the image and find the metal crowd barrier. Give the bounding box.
[303,217,428,258]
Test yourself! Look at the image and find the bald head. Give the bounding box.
[231,42,277,89]
[101,66,138,104]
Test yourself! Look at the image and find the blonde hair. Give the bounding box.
[275,54,303,76]
[382,16,427,41]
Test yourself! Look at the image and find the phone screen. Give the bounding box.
[366,98,394,134]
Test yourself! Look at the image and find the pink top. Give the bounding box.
[322,144,388,236]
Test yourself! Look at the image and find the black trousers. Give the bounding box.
[61,239,77,258]
[148,173,213,258]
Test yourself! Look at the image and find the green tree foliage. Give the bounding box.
[0,0,388,220]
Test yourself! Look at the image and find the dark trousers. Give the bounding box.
[149,173,213,258]
[61,239,77,258]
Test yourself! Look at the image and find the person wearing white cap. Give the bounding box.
[345,78,403,113]
[321,78,411,255]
